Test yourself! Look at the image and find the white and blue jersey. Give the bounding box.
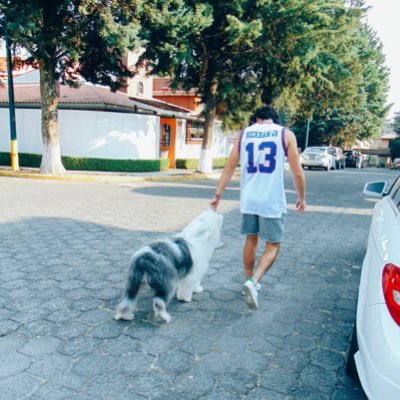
[239,123,288,218]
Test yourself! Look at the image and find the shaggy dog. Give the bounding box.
[115,209,223,323]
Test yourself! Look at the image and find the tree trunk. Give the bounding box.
[197,82,217,174]
[39,61,66,174]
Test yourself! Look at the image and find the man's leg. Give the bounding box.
[243,234,258,279]
[252,241,281,285]
[243,241,281,310]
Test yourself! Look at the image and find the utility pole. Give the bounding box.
[304,117,311,149]
[5,28,19,171]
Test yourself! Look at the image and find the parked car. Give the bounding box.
[391,158,400,170]
[344,150,364,168]
[328,146,346,169]
[346,174,400,399]
[299,146,335,171]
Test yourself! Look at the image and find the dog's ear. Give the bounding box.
[194,224,211,241]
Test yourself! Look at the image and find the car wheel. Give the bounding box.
[346,323,360,382]
[324,166,328,171]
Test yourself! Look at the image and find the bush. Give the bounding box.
[213,157,228,169]
[0,152,170,172]
[176,157,228,169]
[0,152,42,167]
[390,138,400,159]
[175,158,198,169]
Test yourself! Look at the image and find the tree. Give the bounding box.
[0,1,141,174]
[288,6,389,148]
[389,138,400,159]
[139,0,262,173]
[392,112,400,135]
[140,0,377,171]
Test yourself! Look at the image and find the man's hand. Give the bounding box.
[210,194,220,211]
[296,198,305,213]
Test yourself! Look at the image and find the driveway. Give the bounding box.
[0,168,397,399]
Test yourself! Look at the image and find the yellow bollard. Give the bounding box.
[10,140,19,171]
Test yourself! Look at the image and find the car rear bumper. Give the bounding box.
[301,159,330,168]
[356,303,400,400]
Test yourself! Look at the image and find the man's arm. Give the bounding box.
[210,136,240,210]
[285,130,305,213]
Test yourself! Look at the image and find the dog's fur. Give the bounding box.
[115,209,223,323]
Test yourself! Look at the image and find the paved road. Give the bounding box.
[0,167,398,400]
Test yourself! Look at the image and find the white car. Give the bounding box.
[300,146,335,170]
[347,175,400,399]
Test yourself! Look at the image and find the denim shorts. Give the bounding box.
[240,213,286,243]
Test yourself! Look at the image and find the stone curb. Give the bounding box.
[0,168,225,183]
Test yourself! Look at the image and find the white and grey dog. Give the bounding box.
[115,209,223,323]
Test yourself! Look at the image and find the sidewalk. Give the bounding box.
[0,165,225,183]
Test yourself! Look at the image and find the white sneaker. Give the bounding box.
[242,280,259,310]
[241,283,261,296]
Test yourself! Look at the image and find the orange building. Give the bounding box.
[153,77,202,114]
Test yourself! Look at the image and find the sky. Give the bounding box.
[364,0,399,119]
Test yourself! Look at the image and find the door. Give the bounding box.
[160,118,176,168]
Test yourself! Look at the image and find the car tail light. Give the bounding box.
[382,263,400,326]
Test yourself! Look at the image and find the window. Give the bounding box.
[393,187,400,210]
[186,121,204,144]
[388,176,400,197]
[389,176,400,210]
[160,123,171,147]
[137,81,144,96]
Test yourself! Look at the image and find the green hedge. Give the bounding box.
[176,157,228,169]
[0,152,42,168]
[0,152,170,172]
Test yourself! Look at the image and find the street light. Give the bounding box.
[304,117,311,149]
[5,23,19,171]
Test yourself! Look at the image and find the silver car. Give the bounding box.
[300,146,335,171]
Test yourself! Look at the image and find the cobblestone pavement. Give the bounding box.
[0,168,398,400]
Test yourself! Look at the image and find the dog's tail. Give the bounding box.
[125,251,147,299]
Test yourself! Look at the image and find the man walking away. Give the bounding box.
[210,106,305,310]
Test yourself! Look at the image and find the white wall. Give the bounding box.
[174,119,231,159]
[0,108,42,153]
[0,108,160,159]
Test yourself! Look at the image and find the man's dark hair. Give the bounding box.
[254,106,280,124]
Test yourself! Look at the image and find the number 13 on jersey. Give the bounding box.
[245,141,277,174]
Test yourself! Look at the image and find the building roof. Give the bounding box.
[129,95,193,114]
[0,82,192,117]
[152,76,198,96]
[0,57,36,80]
[380,132,398,140]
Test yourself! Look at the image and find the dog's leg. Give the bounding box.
[153,297,172,323]
[114,297,136,320]
[193,284,204,293]
[176,282,194,302]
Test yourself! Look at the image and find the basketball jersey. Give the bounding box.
[239,123,288,218]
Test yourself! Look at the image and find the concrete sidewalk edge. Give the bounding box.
[0,167,224,183]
